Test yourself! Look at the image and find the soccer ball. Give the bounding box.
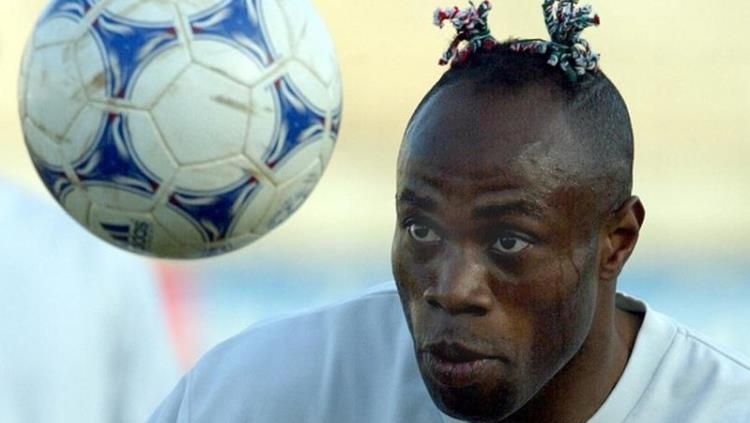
[19,0,342,259]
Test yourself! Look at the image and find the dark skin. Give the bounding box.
[391,80,645,423]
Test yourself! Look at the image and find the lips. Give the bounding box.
[427,342,495,362]
[420,342,507,388]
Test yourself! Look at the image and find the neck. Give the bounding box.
[500,290,643,423]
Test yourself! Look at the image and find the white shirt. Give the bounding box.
[0,181,179,423]
[149,282,750,423]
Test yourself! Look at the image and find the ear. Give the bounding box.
[599,196,645,282]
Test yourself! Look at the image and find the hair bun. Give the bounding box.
[434,1,497,66]
[510,0,600,81]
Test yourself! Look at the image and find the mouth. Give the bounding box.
[420,342,507,388]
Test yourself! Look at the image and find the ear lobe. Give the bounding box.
[600,196,645,282]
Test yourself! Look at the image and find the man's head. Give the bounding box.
[391,43,645,421]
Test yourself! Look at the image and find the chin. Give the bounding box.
[421,370,521,422]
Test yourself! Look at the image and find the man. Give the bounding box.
[149,2,750,422]
[0,179,179,423]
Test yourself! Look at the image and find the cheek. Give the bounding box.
[391,231,411,286]
[391,231,428,314]
[523,249,598,376]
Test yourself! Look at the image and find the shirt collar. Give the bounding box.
[586,292,678,423]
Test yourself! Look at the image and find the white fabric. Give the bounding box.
[150,282,750,423]
[0,181,179,423]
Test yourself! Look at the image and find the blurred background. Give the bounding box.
[1,0,749,415]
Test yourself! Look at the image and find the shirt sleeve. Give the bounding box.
[148,374,191,423]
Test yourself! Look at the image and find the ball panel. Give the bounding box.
[329,100,343,137]
[228,178,276,237]
[256,157,321,234]
[23,117,65,168]
[71,112,164,202]
[127,111,179,183]
[32,159,75,203]
[217,231,260,254]
[88,206,182,257]
[74,31,109,102]
[258,0,291,58]
[183,0,276,67]
[269,138,321,183]
[151,64,251,165]
[86,184,154,212]
[63,105,106,164]
[59,186,93,226]
[128,45,191,109]
[327,67,343,112]
[261,76,327,169]
[243,83,279,165]
[278,0,338,85]
[175,0,227,16]
[101,0,177,23]
[79,10,182,101]
[281,59,330,113]
[165,173,265,245]
[26,43,87,142]
[40,0,92,23]
[152,203,207,246]
[189,39,267,87]
[34,16,84,50]
[173,157,255,193]
[230,232,260,248]
[317,132,336,166]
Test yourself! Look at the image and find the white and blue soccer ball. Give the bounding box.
[19,0,342,259]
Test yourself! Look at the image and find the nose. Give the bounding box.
[423,245,494,316]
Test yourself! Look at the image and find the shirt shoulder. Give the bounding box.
[591,294,750,423]
[628,315,750,422]
[150,282,442,423]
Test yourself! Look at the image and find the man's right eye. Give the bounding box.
[406,223,441,243]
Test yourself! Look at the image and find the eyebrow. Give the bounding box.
[396,189,437,212]
[397,189,545,220]
[472,201,546,220]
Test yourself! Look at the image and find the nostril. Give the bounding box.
[426,297,442,310]
[464,304,489,316]
[425,293,490,316]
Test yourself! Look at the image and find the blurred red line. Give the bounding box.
[155,263,198,371]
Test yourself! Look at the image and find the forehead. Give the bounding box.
[399,81,583,203]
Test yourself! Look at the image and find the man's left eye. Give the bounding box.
[491,236,530,254]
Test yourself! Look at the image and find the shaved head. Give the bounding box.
[405,42,633,217]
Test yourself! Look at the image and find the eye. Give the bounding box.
[406,223,441,243]
[492,236,530,254]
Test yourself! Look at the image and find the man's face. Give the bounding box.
[392,82,605,421]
